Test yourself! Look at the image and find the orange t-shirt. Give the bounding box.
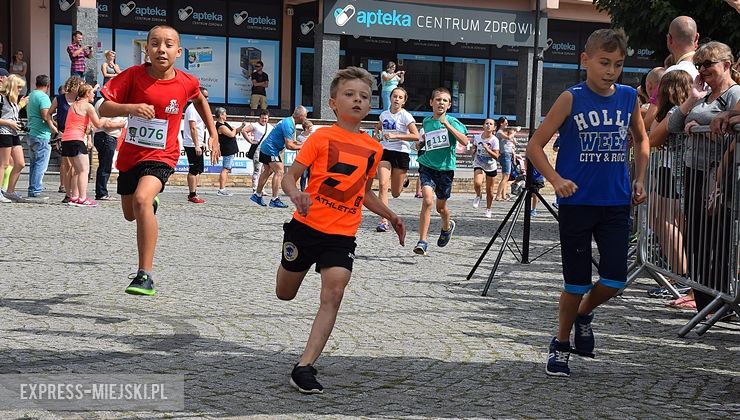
[293,124,384,237]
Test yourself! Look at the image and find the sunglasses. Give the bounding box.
[695,60,720,70]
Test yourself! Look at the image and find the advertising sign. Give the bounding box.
[176,34,227,103]
[113,28,151,70]
[54,0,113,26]
[228,1,282,40]
[172,0,227,36]
[116,0,168,29]
[227,38,280,106]
[293,2,319,48]
[54,25,113,91]
[324,0,547,47]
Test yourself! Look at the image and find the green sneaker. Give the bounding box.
[125,271,156,296]
[153,196,160,215]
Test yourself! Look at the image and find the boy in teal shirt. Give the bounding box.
[414,87,469,255]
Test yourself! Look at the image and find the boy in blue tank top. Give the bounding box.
[527,29,649,377]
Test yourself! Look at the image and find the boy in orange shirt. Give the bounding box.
[278,67,406,394]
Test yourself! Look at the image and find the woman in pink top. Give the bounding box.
[61,84,124,206]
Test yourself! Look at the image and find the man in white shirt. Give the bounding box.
[241,110,274,193]
[664,16,699,79]
[182,87,208,203]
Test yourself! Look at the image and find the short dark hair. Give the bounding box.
[430,87,451,99]
[584,28,628,56]
[146,25,180,45]
[256,61,264,67]
[35,75,50,87]
[259,110,269,117]
[72,30,83,38]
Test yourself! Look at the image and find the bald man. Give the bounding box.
[664,16,699,78]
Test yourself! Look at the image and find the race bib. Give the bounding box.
[424,128,450,151]
[125,116,168,150]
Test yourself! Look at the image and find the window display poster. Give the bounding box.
[227,38,280,106]
[175,34,227,103]
[113,29,151,71]
[54,25,113,92]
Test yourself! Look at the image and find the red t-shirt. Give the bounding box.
[293,124,384,237]
[101,64,200,171]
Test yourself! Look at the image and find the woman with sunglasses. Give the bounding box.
[667,41,740,314]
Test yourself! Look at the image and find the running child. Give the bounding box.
[471,118,500,218]
[99,25,218,296]
[413,87,469,255]
[526,28,649,377]
[374,86,419,232]
[277,67,405,394]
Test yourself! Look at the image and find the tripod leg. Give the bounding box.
[467,190,528,280]
[482,192,527,296]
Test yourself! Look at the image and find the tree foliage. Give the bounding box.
[593,0,740,60]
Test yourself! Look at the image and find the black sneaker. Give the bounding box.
[153,196,160,215]
[403,177,410,188]
[290,364,323,394]
[125,271,156,296]
[573,313,595,357]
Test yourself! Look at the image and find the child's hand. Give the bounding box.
[289,190,312,216]
[130,104,155,119]
[389,215,406,246]
[552,176,577,198]
[632,180,646,205]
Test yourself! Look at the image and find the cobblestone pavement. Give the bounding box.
[1,179,738,419]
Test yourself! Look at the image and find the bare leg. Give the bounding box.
[390,168,407,198]
[485,176,495,209]
[132,176,162,272]
[256,163,273,195]
[418,186,434,241]
[436,198,451,231]
[269,161,284,198]
[376,162,392,224]
[7,145,25,193]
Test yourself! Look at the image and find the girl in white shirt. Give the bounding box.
[471,118,500,218]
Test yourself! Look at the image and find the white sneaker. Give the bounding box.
[473,195,481,208]
[485,208,492,218]
[217,189,233,197]
[0,193,10,203]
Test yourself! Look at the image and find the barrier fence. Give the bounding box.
[627,125,740,336]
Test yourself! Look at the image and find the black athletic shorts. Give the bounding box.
[117,160,175,196]
[259,152,282,165]
[281,218,357,273]
[0,134,21,148]
[381,149,411,170]
[184,146,204,175]
[474,167,498,178]
[61,140,88,157]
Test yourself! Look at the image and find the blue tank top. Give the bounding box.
[56,94,71,132]
[555,82,636,206]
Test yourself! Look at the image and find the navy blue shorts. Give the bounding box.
[558,205,630,294]
[419,164,454,200]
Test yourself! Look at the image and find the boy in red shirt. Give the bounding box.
[279,67,406,394]
[99,25,218,296]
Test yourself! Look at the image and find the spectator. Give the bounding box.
[67,30,92,78]
[182,87,209,203]
[49,76,84,200]
[26,74,58,198]
[0,42,7,70]
[0,74,27,202]
[494,117,516,201]
[9,50,27,96]
[380,61,404,110]
[92,97,126,200]
[214,107,245,197]
[241,110,274,193]
[664,16,699,79]
[100,50,121,86]
[250,60,269,115]
[296,119,315,191]
[668,41,740,313]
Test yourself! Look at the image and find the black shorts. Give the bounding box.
[559,205,630,295]
[259,152,282,165]
[117,161,175,196]
[184,146,204,175]
[474,167,498,178]
[381,149,411,170]
[281,219,357,273]
[0,134,21,148]
[61,140,88,157]
[656,167,679,199]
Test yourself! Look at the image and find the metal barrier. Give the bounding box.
[627,125,740,336]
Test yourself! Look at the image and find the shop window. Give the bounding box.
[294,48,347,111]
[443,58,489,118]
[490,60,518,121]
[542,63,579,116]
[396,54,444,116]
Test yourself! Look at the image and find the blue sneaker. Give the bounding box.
[574,313,595,356]
[250,193,266,207]
[530,209,537,217]
[413,240,428,256]
[546,337,571,377]
[437,220,456,247]
[269,197,288,208]
[376,222,388,232]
